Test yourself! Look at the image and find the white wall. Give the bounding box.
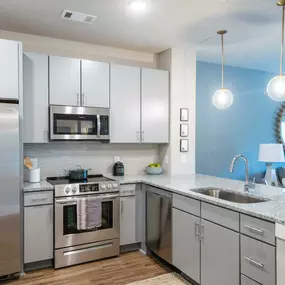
[24,143,159,180]
[0,29,157,68]
[158,48,196,175]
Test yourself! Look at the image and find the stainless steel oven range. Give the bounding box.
[47,175,120,269]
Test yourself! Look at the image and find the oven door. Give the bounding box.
[50,105,110,141]
[55,193,120,249]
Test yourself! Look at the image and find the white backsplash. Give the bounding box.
[24,142,160,180]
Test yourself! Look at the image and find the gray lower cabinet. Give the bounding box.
[172,208,200,284]
[120,196,136,246]
[24,204,53,263]
[201,219,239,285]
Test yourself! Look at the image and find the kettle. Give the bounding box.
[113,161,124,176]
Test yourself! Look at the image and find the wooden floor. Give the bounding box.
[11,251,171,285]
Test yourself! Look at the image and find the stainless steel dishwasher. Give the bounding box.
[146,186,172,264]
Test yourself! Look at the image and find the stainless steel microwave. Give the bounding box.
[49,105,110,141]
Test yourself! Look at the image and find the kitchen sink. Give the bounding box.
[191,188,269,204]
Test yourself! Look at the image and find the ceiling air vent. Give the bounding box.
[61,10,97,24]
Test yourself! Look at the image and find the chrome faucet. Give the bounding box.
[229,154,255,192]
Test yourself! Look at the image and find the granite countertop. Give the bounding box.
[23,180,54,192]
[23,173,285,225]
[107,174,285,225]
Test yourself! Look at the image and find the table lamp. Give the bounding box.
[258,144,285,186]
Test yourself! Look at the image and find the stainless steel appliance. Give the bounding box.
[49,105,110,141]
[48,175,120,269]
[146,187,172,264]
[0,101,21,279]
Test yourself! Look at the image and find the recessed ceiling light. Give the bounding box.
[128,0,147,12]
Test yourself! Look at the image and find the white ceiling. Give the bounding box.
[0,0,282,72]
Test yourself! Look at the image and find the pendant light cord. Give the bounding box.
[221,34,224,88]
[281,5,285,75]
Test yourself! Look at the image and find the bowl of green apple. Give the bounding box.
[146,163,163,175]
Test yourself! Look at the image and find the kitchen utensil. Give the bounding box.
[24,157,33,169]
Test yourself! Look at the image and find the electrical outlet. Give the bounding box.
[181,155,187,165]
[114,156,120,163]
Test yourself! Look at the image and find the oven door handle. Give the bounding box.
[55,200,78,205]
[55,194,119,205]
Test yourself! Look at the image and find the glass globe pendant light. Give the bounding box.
[212,30,233,110]
[267,1,285,101]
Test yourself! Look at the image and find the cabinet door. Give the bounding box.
[23,52,49,143]
[120,196,136,246]
[173,208,200,283]
[110,65,140,143]
[81,60,109,108]
[49,56,80,106]
[0,39,19,99]
[201,219,239,285]
[24,205,53,263]
[141,68,169,143]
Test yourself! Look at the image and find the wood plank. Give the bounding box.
[12,251,171,285]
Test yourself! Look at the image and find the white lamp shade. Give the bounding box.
[258,144,285,163]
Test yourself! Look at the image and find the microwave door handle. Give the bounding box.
[97,115,101,139]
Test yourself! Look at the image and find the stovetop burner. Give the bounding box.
[47,174,113,186]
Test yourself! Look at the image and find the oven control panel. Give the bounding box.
[79,183,99,193]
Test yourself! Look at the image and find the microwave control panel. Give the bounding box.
[100,116,109,135]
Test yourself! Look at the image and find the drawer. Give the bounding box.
[241,275,260,285]
[241,235,275,285]
[201,202,239,231]
[120,184,136,197]
[173,194,200,216]
[24,191,53,206]
[241,214,275,245]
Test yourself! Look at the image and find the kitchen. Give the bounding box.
[1,0,285,285]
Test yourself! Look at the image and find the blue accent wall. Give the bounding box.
[196,61,280,180]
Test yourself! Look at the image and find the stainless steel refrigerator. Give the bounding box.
[0,101,20,278]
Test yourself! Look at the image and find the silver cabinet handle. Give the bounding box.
[141,131,145,142]
[82,93,85,106]
[121,201,124,215]
[32,198,48,202]
[195,221,200,237]
[244,225,264,236]
[49,207,53,224]
[200,224,204,240]
[77,93,80,106]
[244,256,264,269]
[136,131,140,142]
[44,130,49,142]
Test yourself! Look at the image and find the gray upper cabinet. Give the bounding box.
[110,64,141,143]
[141,68,169,143]
[0,39,20,99]
[201,219,239,285]
[23,52,49,143]
[49,56,80,106]
[120,196,136,246]
[81,60,109,108]
[173,208,200,283]
[24,204,53,263]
